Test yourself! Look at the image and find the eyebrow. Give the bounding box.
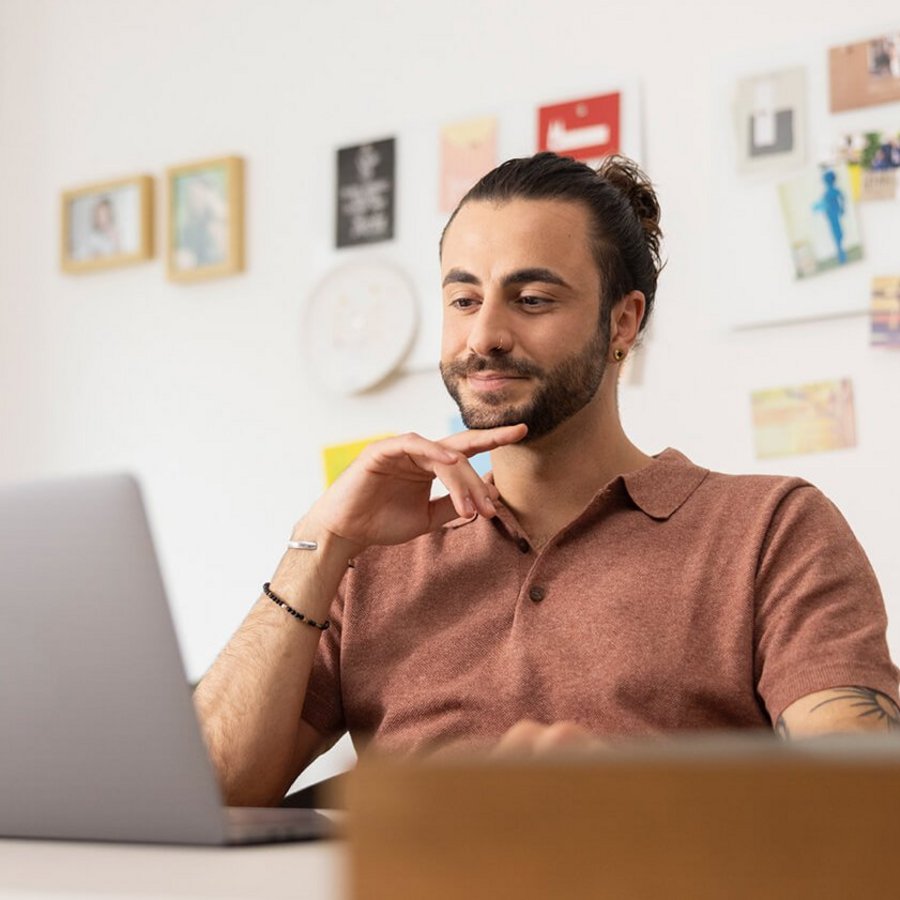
[441,267,571,289]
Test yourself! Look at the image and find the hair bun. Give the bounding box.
[596,155,663,268]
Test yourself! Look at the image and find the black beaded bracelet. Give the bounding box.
[262,583,330,631]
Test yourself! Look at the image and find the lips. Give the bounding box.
[466,372,528,392]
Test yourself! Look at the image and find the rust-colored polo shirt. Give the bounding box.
[301,449,899,751]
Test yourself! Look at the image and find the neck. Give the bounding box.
[488,383,653,547]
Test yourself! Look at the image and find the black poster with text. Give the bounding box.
[335,138,395,248]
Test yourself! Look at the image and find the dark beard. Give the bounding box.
[440,327,608,441]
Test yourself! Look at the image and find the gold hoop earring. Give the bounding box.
[613,348,626,362]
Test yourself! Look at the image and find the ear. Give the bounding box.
[609,290,646,351]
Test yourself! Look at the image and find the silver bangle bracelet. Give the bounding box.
[287,539,318,551]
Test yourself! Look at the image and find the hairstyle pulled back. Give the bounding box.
[442,151,664,334]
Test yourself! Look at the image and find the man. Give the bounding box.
[194,152,899,807]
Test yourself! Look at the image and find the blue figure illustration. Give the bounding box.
[812,169,847,265]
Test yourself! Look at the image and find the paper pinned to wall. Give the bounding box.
[322,434,393,487]
[871,275,900,347]
[750,379,857,459]
[778,164,863,280]
[439,116,498,215]
[733,68,807,176]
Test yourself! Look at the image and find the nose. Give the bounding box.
[466,294,513,357]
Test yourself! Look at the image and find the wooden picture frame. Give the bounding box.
[166,155,244,282]
[60,175,154,274]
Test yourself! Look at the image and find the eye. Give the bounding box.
[517,295,552,310]
[449,296,480,310]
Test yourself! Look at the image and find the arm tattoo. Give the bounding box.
[809,686,900,731]
[775,714,789,739]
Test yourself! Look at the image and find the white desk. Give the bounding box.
[0,837,346,900]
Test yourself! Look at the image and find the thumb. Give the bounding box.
[426,494,477,532]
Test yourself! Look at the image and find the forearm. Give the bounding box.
[776,686,900,739]
[193,518,353,806]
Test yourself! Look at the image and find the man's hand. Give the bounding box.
[491,719,606,758]
[302,425,528,557]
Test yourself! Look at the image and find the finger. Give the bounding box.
[532,722,598,755]
[490,720,545,758]
[441,424,528,458]
[434,457,497,519]
[366,432,459,472]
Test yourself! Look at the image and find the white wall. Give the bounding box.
[2,0,899,788]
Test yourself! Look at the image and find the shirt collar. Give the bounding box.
[446,447,709,531]
[621,448,709,520]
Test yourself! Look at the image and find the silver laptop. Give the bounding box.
[0,472,331,845]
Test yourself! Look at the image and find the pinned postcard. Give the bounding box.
[829,33,900,113]
[871,276,900,347]
[322,434,393,487]
[537,92,620,164]
[751,379,856,459]
[733,68,807,176]
[778,165,863,279]
[335,138,395,248]
[439,116,497,214]
[831,130,900,201]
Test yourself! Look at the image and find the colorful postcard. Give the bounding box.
[751,379,856,459]
[829,34,900,112]
[322,434,393,487]
[871,276,900,347]
[830,130,900,201]
[449,414,491,477]
[439,116,497,214]
[778,165,863,279]
[537,92,620,164]
[733,68,806,176]
[336,138,395,248]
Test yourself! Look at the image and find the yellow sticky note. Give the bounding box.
[322,434,393,486]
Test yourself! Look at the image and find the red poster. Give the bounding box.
[537,92,621,161]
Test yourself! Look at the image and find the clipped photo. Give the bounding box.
[167,156,244,282]
[778,164,863,279]
[61,175,153,274]
[831,129,900,201]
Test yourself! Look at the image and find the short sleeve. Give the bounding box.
[300,582,347,740]
[754,485,900,721]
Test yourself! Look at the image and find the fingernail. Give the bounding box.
[484,496,496,515]
[464,498,476,517]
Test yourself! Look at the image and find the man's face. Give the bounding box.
[439,198,608,441]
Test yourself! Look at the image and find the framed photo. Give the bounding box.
[60,175,153,274]
[167,155,244,282]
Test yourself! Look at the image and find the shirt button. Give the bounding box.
[529,586,545,603]
[517,538,530,554]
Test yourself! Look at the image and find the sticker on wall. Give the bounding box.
[439,117,497,214]
[537,92,620,164]
[830,130,899,201]
[750,379,857,459]
[335,138,395,248]
[322,434,393,487]
[829,33,900,113]
[733,68,807,176]
[778,165,863,279]
[871,276,900,347]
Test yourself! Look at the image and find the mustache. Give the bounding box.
[442,353,544,379]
